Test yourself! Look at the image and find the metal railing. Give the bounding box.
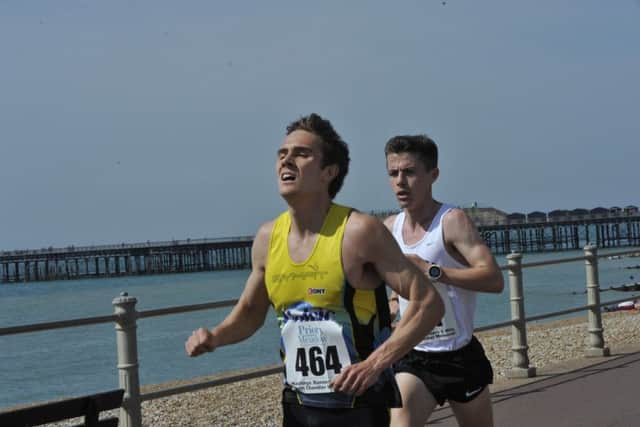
[2,245,639,427]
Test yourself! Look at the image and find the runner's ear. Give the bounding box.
[430,167,439,182]
[322,164,339,183]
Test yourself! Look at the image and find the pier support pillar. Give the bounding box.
[506,252,536,378]
[113,292,142,427]
[584,245,610,357]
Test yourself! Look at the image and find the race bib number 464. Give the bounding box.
[282,320,351,394]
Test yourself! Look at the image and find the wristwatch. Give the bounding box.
[427,264,442,282]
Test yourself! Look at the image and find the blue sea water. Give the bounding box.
[1,247,639,409]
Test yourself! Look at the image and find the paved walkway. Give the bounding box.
[428,344,640,426]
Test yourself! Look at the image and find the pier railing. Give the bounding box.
[1,245,639,427]
[0,236,254,257]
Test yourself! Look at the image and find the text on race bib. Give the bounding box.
[282,320,351,394]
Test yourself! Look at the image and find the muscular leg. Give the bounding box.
[449,387,494,427]
[390,372,437,427]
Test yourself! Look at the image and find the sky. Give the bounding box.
[1,0,639,251]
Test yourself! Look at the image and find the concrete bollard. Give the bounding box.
[506,252,536,378]
[583,245,610,357]
[113,292,142,427]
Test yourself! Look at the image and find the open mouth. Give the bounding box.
[280,172,297,182]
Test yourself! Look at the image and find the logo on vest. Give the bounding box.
[283,307,335,322]
[271,270,329,284]
[307,288,326,295]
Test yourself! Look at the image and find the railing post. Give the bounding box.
[113,292,142,427]
[583,245,610,357]
[506,252,536,378]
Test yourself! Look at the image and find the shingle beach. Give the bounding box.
[21,310,640,426]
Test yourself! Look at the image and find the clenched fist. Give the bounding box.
[185,327,217,357]
[329,359,382,396]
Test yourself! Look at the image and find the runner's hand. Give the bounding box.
[185,327,217,357]
[329,359,380,396]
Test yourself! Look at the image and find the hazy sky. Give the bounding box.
[2,1,639,250]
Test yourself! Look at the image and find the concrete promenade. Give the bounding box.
[430,343,640,426]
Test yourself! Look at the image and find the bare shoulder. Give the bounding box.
[442,207,470,225]
[254,220,275,245]
[443,207,478,232]
[342,210,399,268]
[442,207,484,247]
[344,210,387,241]
[342,211,390,260]
[251,220,275,268]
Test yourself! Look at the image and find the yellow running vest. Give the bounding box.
[265,203,396,408]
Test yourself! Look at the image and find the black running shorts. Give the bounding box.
[282,401,390,427]
[393,335,494,406]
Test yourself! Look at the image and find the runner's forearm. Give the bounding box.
[440,265,503,293]
[368,289,443,371]
[211,302,267,347]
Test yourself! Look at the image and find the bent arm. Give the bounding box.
[346,214,444,371]
[383,215,400,319]
[439,209,504,293]
[186,223,272,356]
[384,210,503,294]
[397,208,505,294]
[368,222,443,370]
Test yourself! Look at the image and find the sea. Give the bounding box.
[1,246,639,410]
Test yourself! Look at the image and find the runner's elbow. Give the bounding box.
[235,300,269,330]
[488,271,505,293]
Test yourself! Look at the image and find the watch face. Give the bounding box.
[428,265,442,281]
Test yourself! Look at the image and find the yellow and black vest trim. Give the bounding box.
[265,203,399,408]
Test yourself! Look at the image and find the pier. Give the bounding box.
[374,205,640,255]
[2,206,639,283]
[477,210,640,254]
[0,237,252,283]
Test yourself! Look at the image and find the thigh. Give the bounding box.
[390,372,437,427]
[449,387,494,427]
[283,402,390,427]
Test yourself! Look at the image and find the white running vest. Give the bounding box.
[393,204,476,352]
